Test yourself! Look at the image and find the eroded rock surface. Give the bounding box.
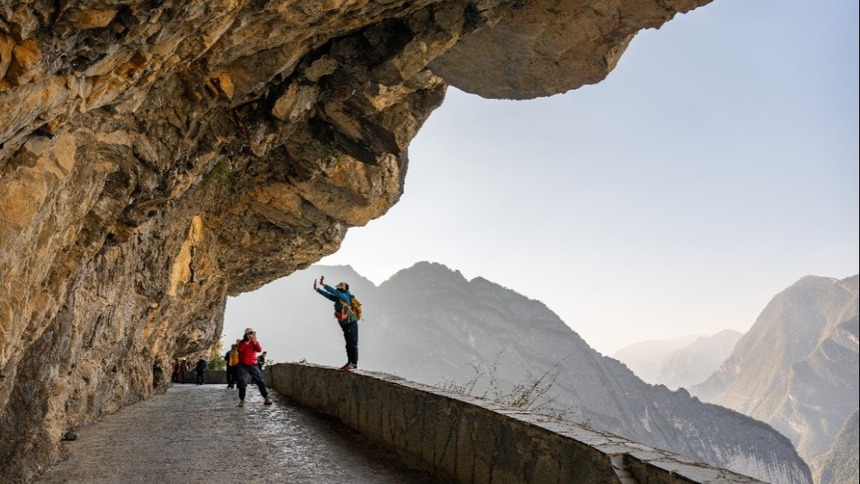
[0,0,708,480]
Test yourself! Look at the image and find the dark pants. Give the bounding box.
[196,371,204,384]
[340,320,358,366]
[236,364,269,401]
[226,365,238,388]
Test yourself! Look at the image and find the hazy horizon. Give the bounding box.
[226,261,856,358]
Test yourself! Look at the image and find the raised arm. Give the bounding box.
[314,284,338,302]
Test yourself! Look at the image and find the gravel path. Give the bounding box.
[35,384,438,483]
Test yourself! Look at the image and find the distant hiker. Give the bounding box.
[314,275,359,371]
[257,351,267,371]
[225,342,240,389]
[224,346,233,388]
[236,328,273,407]
[195,357,207,385]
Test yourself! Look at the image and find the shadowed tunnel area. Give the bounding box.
[35,385,438,483]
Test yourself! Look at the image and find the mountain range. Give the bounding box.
[226,262,812,483]
[690,275,859,483]
[613,330,743,390]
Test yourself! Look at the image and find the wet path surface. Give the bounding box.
[36,384,437,483]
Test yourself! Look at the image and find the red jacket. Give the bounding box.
[237,340,261,366]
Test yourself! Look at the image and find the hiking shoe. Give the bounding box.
[264,397,273,405]
[342,363,356,372]
[238,400,245,407]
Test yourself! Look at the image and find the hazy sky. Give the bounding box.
[232,0,859,356]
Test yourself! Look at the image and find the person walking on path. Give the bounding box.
[236,328,273,407]
[195,357,207,385]
[175,358,187,383]
[257,351,267,371]
[225,342,240,389]
[314,276,359,371]
[172,358,182,383]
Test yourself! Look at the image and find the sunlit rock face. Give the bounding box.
[0,0,709,480]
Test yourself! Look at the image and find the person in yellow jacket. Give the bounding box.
[225,341,240,389]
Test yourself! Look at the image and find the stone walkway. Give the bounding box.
[35,384,438,483]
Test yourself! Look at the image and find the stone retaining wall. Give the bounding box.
[266,363,762,483]
[170,370,228,385]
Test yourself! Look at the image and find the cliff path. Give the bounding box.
[35,384,437,483]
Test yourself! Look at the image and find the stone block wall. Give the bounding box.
[170,370,228,385]
[266,363,762,483]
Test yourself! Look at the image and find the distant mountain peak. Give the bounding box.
[690,273,859,480]
[383,261,466,286]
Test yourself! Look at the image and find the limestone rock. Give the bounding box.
[0,0,710,481]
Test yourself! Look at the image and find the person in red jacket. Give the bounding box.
[236,328,273,407]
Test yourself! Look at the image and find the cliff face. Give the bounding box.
[0,0,708,480]
[691,275,859,480]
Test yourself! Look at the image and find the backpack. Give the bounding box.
[349,296,362,321]
[228,349,239,366]
[335,295,363,321]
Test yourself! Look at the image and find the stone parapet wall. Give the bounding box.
[267,363,762,483]
[199,370,228,385]
[168,369,228,385]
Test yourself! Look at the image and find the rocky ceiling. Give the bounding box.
[0,0,709,480]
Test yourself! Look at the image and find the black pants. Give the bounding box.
[226,366,238,387]
[196,371,204,384]
[236,364,269,401]
[340,320,358,366]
